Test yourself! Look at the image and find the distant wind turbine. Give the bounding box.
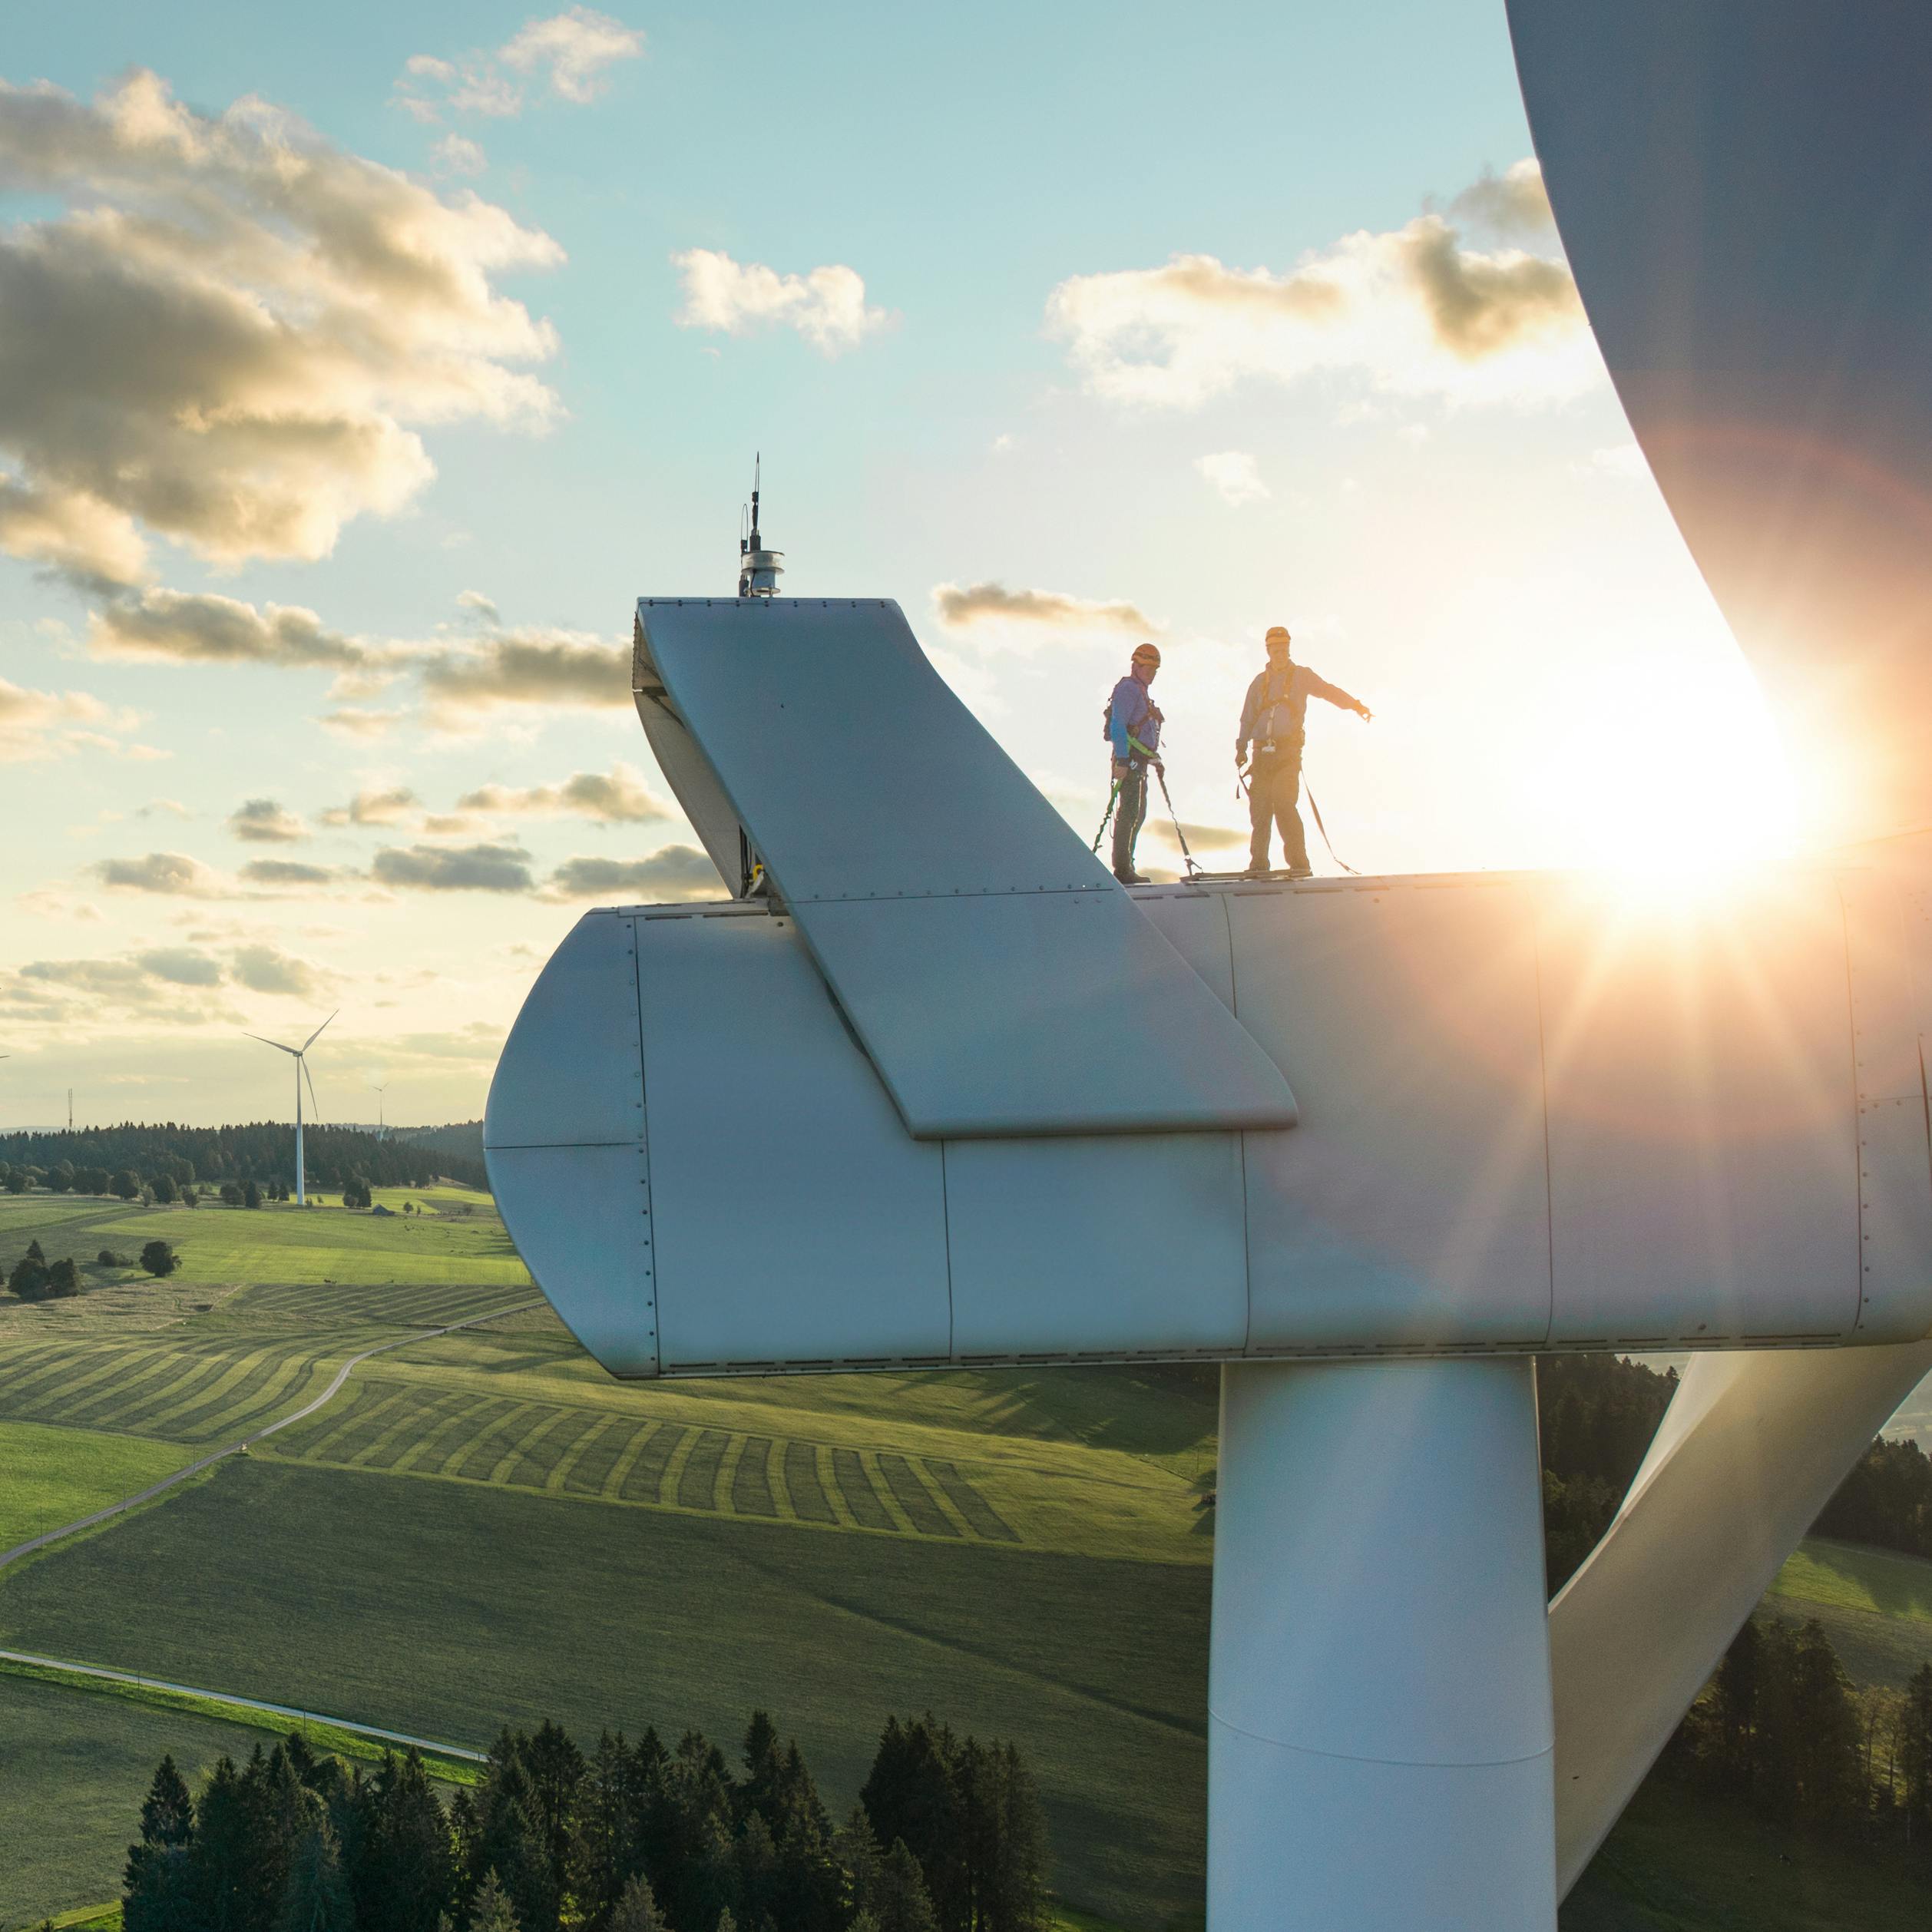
[246,1012,336,1206]
[370,1081,389,1139]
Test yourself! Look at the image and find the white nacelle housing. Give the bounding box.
[486,865,1932,1378]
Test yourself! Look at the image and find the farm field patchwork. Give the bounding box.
[0,1457,1212,1930]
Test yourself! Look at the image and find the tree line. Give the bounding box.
[121,1709,1048,1932]
[1535,1353,1932,1589]
[1662,1613,1932,1865]
[6,1236,177,1300]
[0,1120,485,1194]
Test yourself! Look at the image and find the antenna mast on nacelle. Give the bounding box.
[736,454,784,597]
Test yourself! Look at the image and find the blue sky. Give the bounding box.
[0,0,1790,1126]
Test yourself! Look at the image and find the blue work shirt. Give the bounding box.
[1108,674,1162,762]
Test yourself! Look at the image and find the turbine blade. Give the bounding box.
[303,1009,339,1054]
[303,1057,323,1126]
[245,1033,299,1055]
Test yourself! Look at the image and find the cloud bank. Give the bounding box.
[0,70,563,590]
[1044,160,1590,409]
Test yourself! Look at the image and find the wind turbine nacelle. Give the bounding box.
[486,865,1932,1379]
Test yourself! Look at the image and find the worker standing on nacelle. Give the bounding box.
[1106,643,1164,885]
[1236,624,1371,879]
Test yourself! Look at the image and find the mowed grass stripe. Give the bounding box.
[79,1350,243,1433]
[781,1441,837,1524]
[336,1383,447,1464]
[391,1397,518,1476]
[485,1404,573,1487]
[117,1347,328,1441]
[925,1461,1021,1542]
[832,1448,893,1530]
[877,1453,960,1537]
[731,1437,777,1518]
[560,1413,637,1498]
[448,1404,547,1483]
[55,1347,252,1432]
[130,1348,293,1438]
[0,1344,153,1418]
[500,1407,600,1491]
[355,1390,471,1471]
[620,1424,684,1505]
[299,1384,417,1464]
[544,1411,619,1494]
[677,1430,729,1512]
[41,1347,203,1427]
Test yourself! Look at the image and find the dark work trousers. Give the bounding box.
[1248,748,1309,872]
[1112,761,1150,878]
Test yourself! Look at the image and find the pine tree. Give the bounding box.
[278,1813,353,1932]
[123,1755,197,1932]
[1901,1663,1932,1838]
[875,1841,941,1932]
[472,1735,558,1932]
[568,1731,648,1930]
[471,1869,524,1932]
[358,1748,455,1932]
[609,1872,666,1932]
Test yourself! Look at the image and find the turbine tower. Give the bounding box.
[246,1013,336,1206]
[485,8,1932,1925]
[370,1082,389,1138]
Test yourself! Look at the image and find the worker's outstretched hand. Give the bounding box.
[1357,704,1374,722]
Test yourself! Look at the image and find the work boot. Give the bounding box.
[1242,862,1269,879]
[1282,862,1313,881]
[1114,868,1149,885]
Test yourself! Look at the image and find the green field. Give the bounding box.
[0,1672,287,1925]
[0,1421,192,1552]
[0,1457,1210,1928]
[1562,1777,1932,1930]
[0,1187,530,1292]
[0,1186,1219,1924]
[12,1179,1932,1929]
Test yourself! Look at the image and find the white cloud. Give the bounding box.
[458,762,671,824]
[371,842,535,892]
[0,675,147,763]
[418,629,629,719]
[502,8,645,103]
[433,134,488,177]
[0,71,563,590]
[1196,451,1270,506]
[1044,161,1593,411]
[932,582,1156,640]
[227,799,308,845]
[1448,159,1557,240]
[321,787,420,829]
[88,589,377,673]
[672,250,892,356]
[398,8,643,121]
[319,707,400,740]
[546,845,720,901]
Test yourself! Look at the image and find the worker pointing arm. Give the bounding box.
[1237,624,1370,879]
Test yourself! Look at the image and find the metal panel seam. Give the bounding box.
[1838,882,1871,1335]
[1219,888,1256,1356]
[1531,902,1556,1348]
[628,915,662,1377]
[939,1138,955,1364]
